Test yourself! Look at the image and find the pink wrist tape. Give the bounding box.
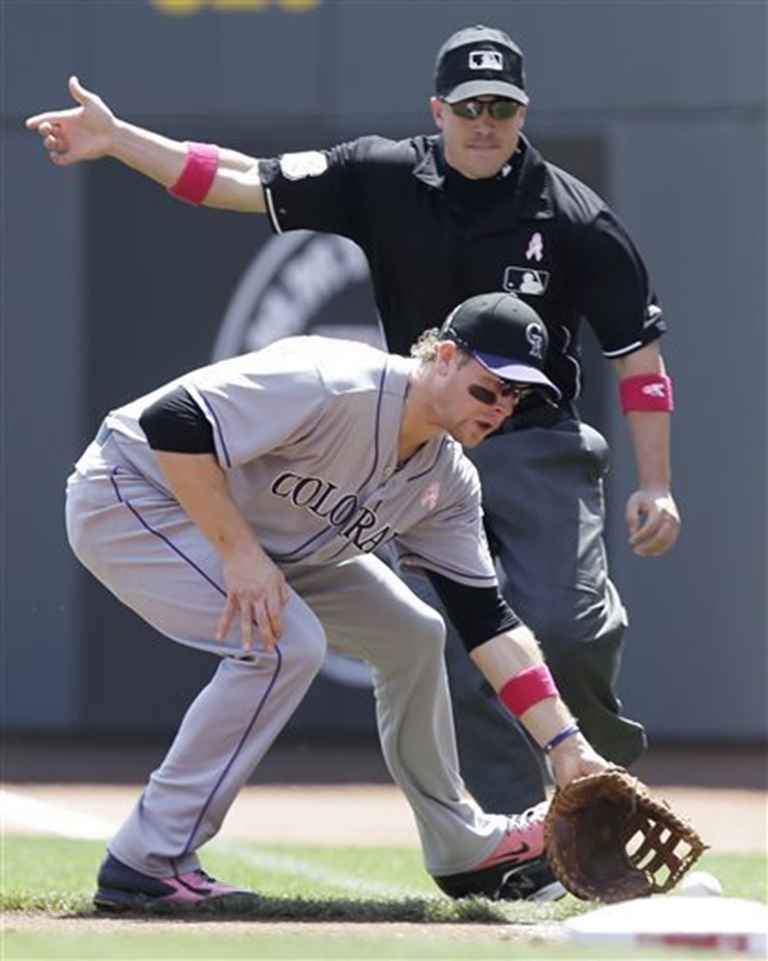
[168,142,220,205]
[619,373,674,414]
[499,664,558,717]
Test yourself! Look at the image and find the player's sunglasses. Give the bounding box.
[467,382,532,406]
[446,98,521,121]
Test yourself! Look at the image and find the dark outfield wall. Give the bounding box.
[2,0,766,741]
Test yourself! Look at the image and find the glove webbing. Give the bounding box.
[624,800,707,893]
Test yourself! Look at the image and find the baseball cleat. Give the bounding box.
[432,801,565,901]
[491,857,567,901]
[94,853,259,913]
[434,853,566,902]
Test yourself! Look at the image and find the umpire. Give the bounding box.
[27,23,681,902]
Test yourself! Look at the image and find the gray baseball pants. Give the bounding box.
[65,433,510,879]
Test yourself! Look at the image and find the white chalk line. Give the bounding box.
[0,788,115,841]
[0,788,422,898]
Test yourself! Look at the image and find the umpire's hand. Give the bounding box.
[26,75,115,165]
[626,488,681,556]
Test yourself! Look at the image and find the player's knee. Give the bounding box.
[65,507,96,571]
[411,607,446,661]
[295,624,328,677]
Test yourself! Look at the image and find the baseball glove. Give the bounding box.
[544,767,708,903]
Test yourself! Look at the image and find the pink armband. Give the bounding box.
[168,142,220,205]
[499,665,559,717]
[619,373,675,414]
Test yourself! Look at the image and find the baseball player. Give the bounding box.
[66,293,609,910]
[27,24,680,900]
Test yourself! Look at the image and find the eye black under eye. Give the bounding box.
[467,384,498,405]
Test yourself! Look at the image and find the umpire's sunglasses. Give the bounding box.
[445,98,521,121]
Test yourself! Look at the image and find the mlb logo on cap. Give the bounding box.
[469,50,503,71]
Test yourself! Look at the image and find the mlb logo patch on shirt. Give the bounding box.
[503,266,550,296]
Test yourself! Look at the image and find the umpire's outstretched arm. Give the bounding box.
[25,76,265,212]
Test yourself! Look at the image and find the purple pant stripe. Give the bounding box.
[107,465,284,864]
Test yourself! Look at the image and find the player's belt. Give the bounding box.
[500,400,578,434]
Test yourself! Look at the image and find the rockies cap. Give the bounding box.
[439,292,561,400]
[434,24,529,105]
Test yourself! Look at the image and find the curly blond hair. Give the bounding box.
[410,329,472,367]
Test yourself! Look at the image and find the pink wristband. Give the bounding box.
[168,142,220,205]
[499,665,559,717]
[619,373,674,414]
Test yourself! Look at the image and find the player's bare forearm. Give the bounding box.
[153,452,256,558]
[469,624,543,687]
[612,345,680,555]
[153,451,288,650]
[470,627,563,743]
[471,627,609,785]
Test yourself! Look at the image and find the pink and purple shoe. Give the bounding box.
[94,852,259,913]
[433,801,565,901]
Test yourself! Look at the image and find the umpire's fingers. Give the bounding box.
[25,76,89,130]
[628,502,679,556]
[24,114,76,166]
[68,75,98,107]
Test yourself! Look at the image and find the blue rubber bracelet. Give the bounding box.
[543,723,580,754]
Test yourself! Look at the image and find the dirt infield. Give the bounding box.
[3,781,766,855]
[2,912,564,954]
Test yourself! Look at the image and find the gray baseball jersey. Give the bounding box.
[105,335,497,585]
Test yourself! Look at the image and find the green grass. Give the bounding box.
[1,836,766,960]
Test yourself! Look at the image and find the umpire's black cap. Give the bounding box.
[434,25,529,105]
[439,292,561,400]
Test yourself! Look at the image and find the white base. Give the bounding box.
[564,896,768,956]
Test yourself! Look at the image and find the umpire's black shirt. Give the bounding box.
[259,135,666,404]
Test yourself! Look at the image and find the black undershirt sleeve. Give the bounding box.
[426,570,522,652]
[139,386,216,454]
